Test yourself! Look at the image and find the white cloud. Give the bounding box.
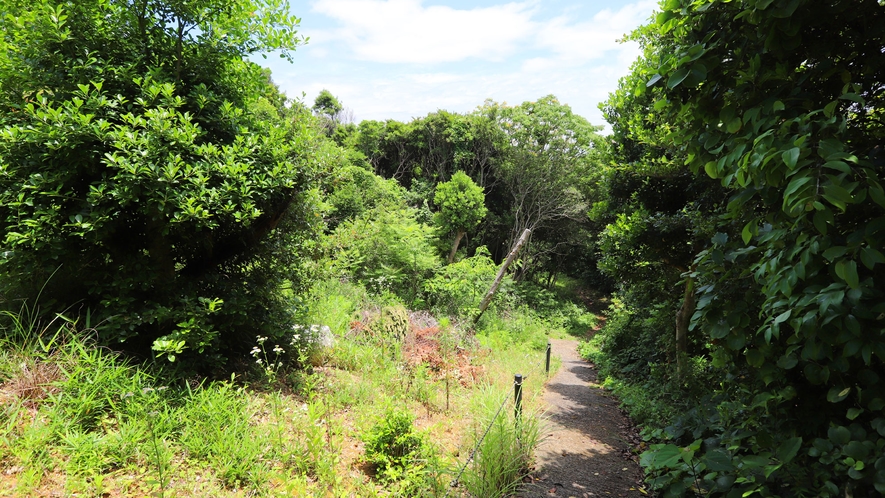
[535,0,656,63]
[310,0,537,63]
[259,0,659,131]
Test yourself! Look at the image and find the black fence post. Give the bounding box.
[514,374,523,421]
[545,341,551,376]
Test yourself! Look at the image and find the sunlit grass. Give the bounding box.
[0,279,563,496]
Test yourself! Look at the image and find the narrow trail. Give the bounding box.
[519,339,645,498]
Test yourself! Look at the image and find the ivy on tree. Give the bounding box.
[610,0,885,495]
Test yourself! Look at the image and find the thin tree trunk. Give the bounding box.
[474,229,531,325]
[675,273,696,379]
[447,230,466,264]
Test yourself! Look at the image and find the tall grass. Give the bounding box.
[459,385,542,498]
[1,278,557,496]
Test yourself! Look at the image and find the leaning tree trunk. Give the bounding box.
[447,230,466,264]
[675,272,696,380]
[474,229,531,325]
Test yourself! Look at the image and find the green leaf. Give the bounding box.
[827,386,851,403]
[840,93,866,106]
[861,247,885,269]
[704,449,734,471]
[646,74,663,87]
[823,161,851,173]
[742,222,755,244]
[847,408,863,420]
[727,117,742,133]
[814,209,834,235]
[710,321,730,339]
[746,349,764,367]
[824,100,838,118]
[712,232,728,245]
[828,425,851,445]
[835,259,859,289]
[843,441,869,460]
[776,437,802,463]
[869,184,885,208]
[773,100,785,112]
[704,161,718,178]
[774,309,791,324]
[782,147,800,169]
[667,67,691,89]
[823,246,847,262]
[777,354,798,369]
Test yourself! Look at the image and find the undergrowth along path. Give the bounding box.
[520,339,646,498]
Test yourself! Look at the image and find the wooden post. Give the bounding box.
[474,229,531,325]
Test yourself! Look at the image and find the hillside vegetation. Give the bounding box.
[2,0,884,497]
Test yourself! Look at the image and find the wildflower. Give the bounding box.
[256,358,263,365]
[250,347,261,356]
[273,345,285,354]
[256,335,268,344]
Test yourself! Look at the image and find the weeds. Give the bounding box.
[0,279,557,496]
[459,386,543,498]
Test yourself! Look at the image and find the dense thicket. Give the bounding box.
[0,0,325,366]
[333,97,608,287]
[597,0,885,495]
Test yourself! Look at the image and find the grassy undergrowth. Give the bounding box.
[0,279,561,497]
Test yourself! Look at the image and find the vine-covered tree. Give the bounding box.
[613,0,885,495]
[0,0,324,367]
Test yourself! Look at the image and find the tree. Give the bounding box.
[617,0,885,494]
[0,0,322,367]
[312,88,352,135]
[491,96,603,277]
[434,171,487,263]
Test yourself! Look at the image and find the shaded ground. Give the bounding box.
[519,339,646,498]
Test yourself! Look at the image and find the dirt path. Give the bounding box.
[519,339,645,498]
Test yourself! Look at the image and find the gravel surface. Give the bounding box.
[519,339,646,498]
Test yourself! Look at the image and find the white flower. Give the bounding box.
[250,347,261,356]
[256,336,268,344]
[273,345,285,354]
[256,358,263,365]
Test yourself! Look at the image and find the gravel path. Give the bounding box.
[519,339,645,498]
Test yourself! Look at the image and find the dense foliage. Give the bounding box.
[0,0,324,366]
[597,0,885,495]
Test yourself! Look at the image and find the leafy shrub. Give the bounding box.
[362,409,436,493]
[0,0,322,366]
[424,246,497,317]
[589,297,672,382]
[324,164,406,230]
[330,206,439,303]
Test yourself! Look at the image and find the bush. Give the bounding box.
[362,409,437,494]
[330,206,440,304]
[424,246,497,317]
[0,0,322,367]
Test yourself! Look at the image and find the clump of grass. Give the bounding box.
[459,385,542,498]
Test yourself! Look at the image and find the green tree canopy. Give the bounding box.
[434,170,487,263]
[0,0,323,367]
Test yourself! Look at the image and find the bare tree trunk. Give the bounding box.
[447,230,466,264]
[474,229,531,325]
[675,273,696,379]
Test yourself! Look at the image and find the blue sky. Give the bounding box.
[253,0,659,131]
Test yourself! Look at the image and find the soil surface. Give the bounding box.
[519,339,646,498]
